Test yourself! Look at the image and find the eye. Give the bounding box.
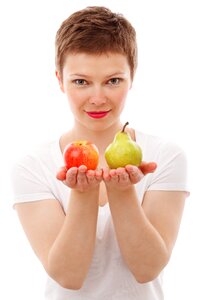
[73,79,88,86]
[107,78,122,85]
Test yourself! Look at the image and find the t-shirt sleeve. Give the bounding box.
[147,142,190,195]
[11,155,57,206]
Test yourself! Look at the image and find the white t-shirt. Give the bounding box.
[11,130,189,300]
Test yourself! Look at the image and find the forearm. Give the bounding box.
[48,188,99,289]
[107,186,169,283]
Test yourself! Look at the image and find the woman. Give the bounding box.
[11,6,189,300]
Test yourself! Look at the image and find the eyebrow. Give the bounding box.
[69,72,127,78]
[69,74,90,78]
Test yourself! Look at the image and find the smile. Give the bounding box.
[85,110,111,119]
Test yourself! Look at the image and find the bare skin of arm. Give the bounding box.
[103,164,186,283]
[15,161,185,288]
[15,166,102,290]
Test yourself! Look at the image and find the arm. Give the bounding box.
[103,164,186,283]
[15,166,102,290]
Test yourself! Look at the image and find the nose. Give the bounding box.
[88,86,107,105]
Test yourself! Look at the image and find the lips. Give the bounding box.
[85,110,111,119]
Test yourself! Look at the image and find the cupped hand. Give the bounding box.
[56,165,103,192]
[103,162,157,190]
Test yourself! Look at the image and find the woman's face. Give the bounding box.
[57,52,132,131]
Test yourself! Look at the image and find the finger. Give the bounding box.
[95,168,103,181]
[78,165,88,172]
[109,169,119,183]
[86,170,96,184]
[116,168,129,182]
[139,162,157,175]
[125,165,144,183]
[56,166,67,181]
[66,167,78,186]
[102,167,111,181]
[77,165,88,185]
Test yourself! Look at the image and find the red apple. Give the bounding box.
[63,140,99,170]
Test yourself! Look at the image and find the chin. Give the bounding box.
[76,114,120,132]
[90,120,121,133]
[88,122,109,131]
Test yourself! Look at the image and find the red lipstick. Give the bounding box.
[86,110,111,119]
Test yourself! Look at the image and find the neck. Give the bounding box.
[59,118,135,157]
[68,119,124,153]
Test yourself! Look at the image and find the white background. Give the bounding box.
[0,0,199,299]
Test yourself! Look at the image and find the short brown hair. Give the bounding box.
[55,6,137,80]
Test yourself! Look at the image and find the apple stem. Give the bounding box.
[122,122,129,133]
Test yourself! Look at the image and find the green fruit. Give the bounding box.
[105,122,142,168]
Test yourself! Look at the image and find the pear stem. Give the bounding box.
[122,122,129,133]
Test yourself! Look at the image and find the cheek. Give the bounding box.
[114,89,129,108]
[66,89,85,109]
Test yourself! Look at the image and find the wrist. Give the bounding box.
[75,185,100,195]
[70,186,100,204]
[106,184,134,194]
[106,185,139,206]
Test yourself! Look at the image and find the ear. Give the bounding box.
[129,79,133,90]
[55,70,64,93]
[129,72,134,90]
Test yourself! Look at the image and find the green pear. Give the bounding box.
[105,122,142,168]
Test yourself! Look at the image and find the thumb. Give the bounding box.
[139,162,157,175]
[56,166,68,181]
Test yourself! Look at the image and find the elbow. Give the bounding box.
[132,259,169,284]
[134,251,170,284]
[47,255,86,290]
[56,278,84,290]
[47,265,85,290]
[48,270,84,290]
[134,273,159,284]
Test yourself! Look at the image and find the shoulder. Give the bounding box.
[136,131,189,192]
[10,139,65,205]
[135,130,187,162]
[11,139,63,183]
